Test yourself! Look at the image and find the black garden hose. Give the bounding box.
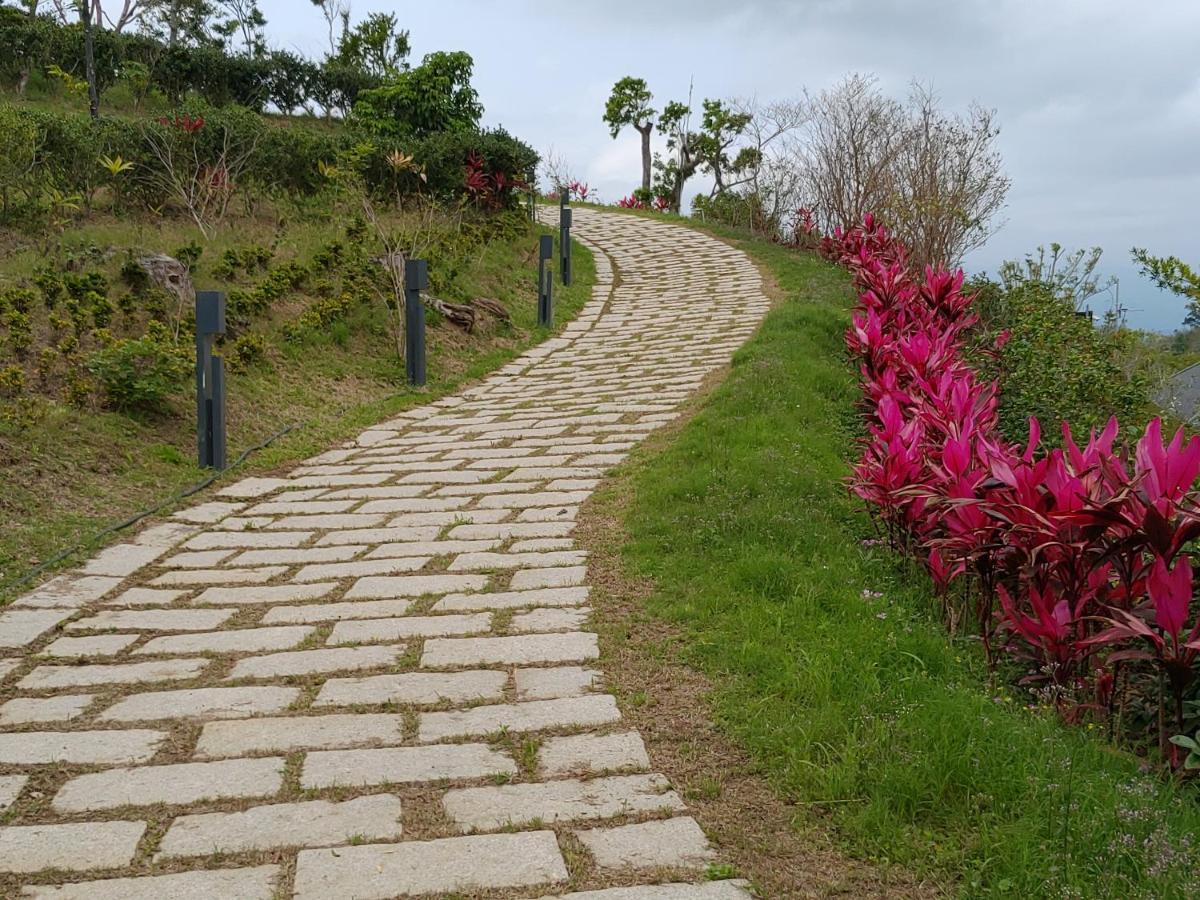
[1,422,302,598]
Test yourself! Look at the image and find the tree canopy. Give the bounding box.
[352,50,481,140]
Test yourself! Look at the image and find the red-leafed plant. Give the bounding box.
[462,150,526,210]
[615,193,671,212]
[827,210,1200,766]
[158,114,205,134]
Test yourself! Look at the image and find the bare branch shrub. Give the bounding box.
[798,73,908,237]
[539,146,575,194]
[728,97,809,233]
[882,84,1010,268]
[141,121,259,237]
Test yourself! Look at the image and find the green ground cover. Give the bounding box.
[600,225,1200,898]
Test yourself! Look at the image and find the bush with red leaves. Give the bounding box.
[832,213,1200,765]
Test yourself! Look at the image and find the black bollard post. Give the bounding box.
[559,189,572,287]
[209,356,226,468]
[405,258,427,387]
[537,234,553,327]
[195,290,227,470]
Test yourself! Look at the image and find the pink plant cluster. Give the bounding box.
[831,214,1200,763]
[616,194,670,212]
[542,182,595,203]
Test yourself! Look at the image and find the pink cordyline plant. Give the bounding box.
[828,213,1200,762]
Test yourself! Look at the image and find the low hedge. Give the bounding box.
[0,100,537,219]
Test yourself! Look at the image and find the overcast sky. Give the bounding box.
[260,0,1200,332]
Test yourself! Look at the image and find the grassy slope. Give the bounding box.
[599,226,1200,898]
[0,213,594,601]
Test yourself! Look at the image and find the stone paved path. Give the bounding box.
[0,208,770,898]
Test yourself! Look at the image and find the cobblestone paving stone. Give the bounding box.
[0,209,768,897]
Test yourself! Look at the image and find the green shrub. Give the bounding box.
[35,346,57,384]
[33,268,65,307]
[174,242,204,270]
[85,291,114,329]
[974,280,1151,443]
[285,292,355,341]
[401,127,537,204]
[3,309,33,357]
[0,101,538,214]
[2,287,37,314]
[691,190,779,236]
[226,333,269,371]
[213,245,273,280]
[119,258,151,293]
[64,272,108,302]
[0,365,24,397]
[0,104,43,223]
[0,8,382,114]
[64,367,92,408]
[85,324,190,413]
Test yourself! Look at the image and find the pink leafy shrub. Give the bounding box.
[615,194,671,212]
[832,215,1200,762]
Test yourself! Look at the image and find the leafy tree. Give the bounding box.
[0,4,54,94]
[1132,248,1200,326]
[653,95,752,213]
[141,0,215,47]
[603,76,655,194]
[333,10,407,79]
[692,98,753,194]
[212,0,262,55]
[263,48,317,115]
[353,50,480,140]
[655,99,699,213]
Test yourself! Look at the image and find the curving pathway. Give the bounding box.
[0,208,771,898]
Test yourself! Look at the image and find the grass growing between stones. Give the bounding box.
[0,222,595,604]
[604,230,1200,898]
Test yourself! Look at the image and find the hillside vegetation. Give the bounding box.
[0,5,592,601]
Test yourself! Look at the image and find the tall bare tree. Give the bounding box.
[310,0,350,57]
[78,0,99,118]
[727,96,808,231]
[143,0,216,47]
[42,1,144,31]
[798,73,908,236]
[793,75,1008,267]
[882,84,1009,268]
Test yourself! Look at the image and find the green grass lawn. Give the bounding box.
[602,227,1200,898]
